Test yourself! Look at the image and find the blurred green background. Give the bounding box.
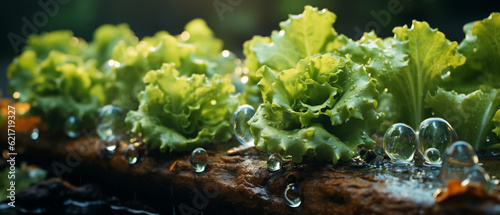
[1,0,498,97]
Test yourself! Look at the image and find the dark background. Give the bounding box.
[1,0,498,98]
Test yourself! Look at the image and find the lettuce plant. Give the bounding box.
[249,54,382,164]
[7,32,99,131]
[125,64,239,152]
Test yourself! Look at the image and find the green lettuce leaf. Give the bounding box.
[429,13,500,150]
[242,6,344,107]
[249,54,382,164]
[125,64,239,152]
[332,32,406,130]
[352,21,465,128]
[449,13,500,92]
[426,87,500,151]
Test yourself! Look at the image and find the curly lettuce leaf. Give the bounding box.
[249,54,382,164]
[242,6,344,107]
[125,64,239,152]
[426,87,500,151]
[332,32,406,130]
[7,50,99,131]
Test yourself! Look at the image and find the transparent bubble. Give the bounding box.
[267,153,283,172]
[64,116,81,138]
[440,141,478,184]
[418,118,458,164]
[104,141,117,152]
[461,165,490,191]
[124,144,139,165]
[96,105,127,142]
[383,123,418,163]
[424,148,441,164]
[30,128,39,141]
[231,105,255,146]
[190,148,208,173]
[284,183,302,208]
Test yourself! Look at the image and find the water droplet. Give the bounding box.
[267,153,283,172]
[104,141,117,152]
[97,105,127,142]
[190,148,208,173]
[383,123,418,163]
[440,141,478,184]
[124,144,139,165]
[418,118,458,164]
[424,148,441,164]
[231,105,255,146]
[64,116,81,138]
[284,183,302,208]
[461,165,490,191]
[30,128,39,141]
